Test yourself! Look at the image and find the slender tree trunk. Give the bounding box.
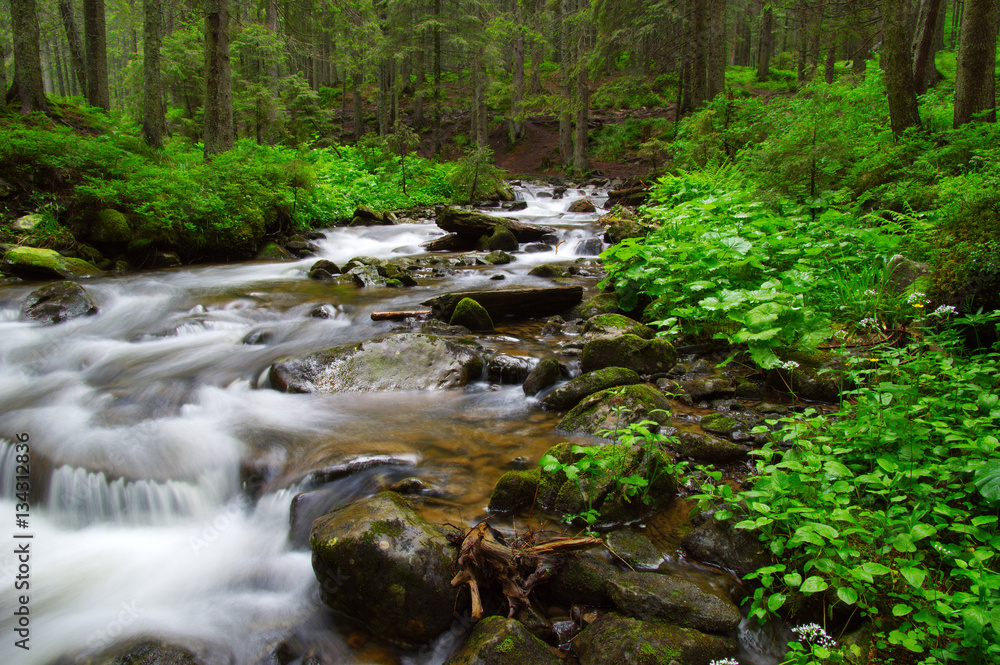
[263,0,279,144]
[559,0,573,167]
[414,44,425,129]
[432,0,442,154]
[954,0,999,126]
[824,40,836,84]
[757,4,773,81]
[707,0,727,100]
[0,35,7,96]
[690,0,708,107]
[912,0,944,94]
[142,0,164,148]
[573,45,589,172]
[353,69,364,140]
[883,0,921,136]
[204,0,234,158]
[509,14,526,145]
[83,0,110,109]
[8,0,50,113]
[59,0,88,93]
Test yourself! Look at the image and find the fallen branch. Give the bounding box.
[370,309,432,321]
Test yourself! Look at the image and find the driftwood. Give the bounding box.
[422,285,583,322]
[370,309,432,321]
[449,522,601,619]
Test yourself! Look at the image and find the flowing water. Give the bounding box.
[0,185,777,665]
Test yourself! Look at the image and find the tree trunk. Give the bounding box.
[432,0,442,154]
[883,0,921,136]
[59,0,88,94]
[559,0,573,167]
[353,69,364,140]
[757,5,773,81]
[690,0,708,107]
[824,40,836,84]
[707,0,727,100]
[142,0,164,148]
[0,35,8,97]
[953,0,998,126]
[83,0,110,109]
[573,47,589,173]
[263,0,279,144]
[509,16,525,145]
[912,0,944,94]
[204,0,234,158]
[8,0,49,113]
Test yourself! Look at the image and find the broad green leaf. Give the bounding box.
[837,586,859,605]
[768,593,787,612]
[974,460,1000,503]
[862,562,892,576]
[893,604,913,616]
[800,576,829,593]
[783,571,802,587]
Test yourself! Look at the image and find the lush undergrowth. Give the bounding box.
[599,64,1000,663]
[0,102,458,265]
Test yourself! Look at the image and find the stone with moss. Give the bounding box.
[479,225,519,253]
[541,367,641,410]
[681,517,773,590]
[547,551,619,606]
[2,246,104,280]
[604,530,664,570]
[482,250,514,265]
[443,616,561,665]
[765,350,849,403]
[698,413,741,438]
[21,281,98,325]
[257,242,295,261]
[556,384,671,439]
[311,491,456,647]
[487,354,534,384]
[488,468,540,513]
[603,218,648,246]
[606,571,742,634]
[573,613,738,665]
[673,432,749,464]
[528,264,571,278]
[522,357,563,396]
[571,292,621,319]
[63,638,204,665]
[580,335,677,376]
[89,209,132,243]
[269,332,484,393]
[450,297,494,332]
[581,314,655,342]
[12,213,43,232]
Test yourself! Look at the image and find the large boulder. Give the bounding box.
[444,616,562,665]
[268,333,483,393]
[580,335,676,375]
[571,293,621,319]
[451,297,494,332]
[2,246,104,280]
[765,350,849,403]
[21,281,99,324]
[486,354,534,384]
[546,551,618,606]
[60,638,206,665]
[522,357,564,396]
[310,492,456,647]
[572,613,738,665]
[581,314,655,342]
[567,199,597,213]
[541,367,641,410]
[478,225,519,252]
[436,208,555,245]
[681,517,773,589]
[488,469,540,513]
[256,242,295,261]
[556,384,671,438]
[89,209,132,243]
[423,286,583,322]
[606,571,742,634]
[672,431,750,464]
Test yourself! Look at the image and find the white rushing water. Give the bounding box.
[0,187,609,664]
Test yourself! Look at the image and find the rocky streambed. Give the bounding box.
[0,184,839,665]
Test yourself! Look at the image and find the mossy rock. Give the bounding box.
[443,616,561,665]
[12,213,43,232]
[451,297,494,332]
[488,468,540,512]
[603,219,648,246]
[571,292,621,319]
[256,242,295,261]
[766,350,849,403]
[528,264,571,278]
[482,250,514,265]
[348,264,386,287]
[480,225,519,253]
[62,638,204,665]
[310,492,456,647]
[582,314,655,342]
[573,612,738,665]
[673,432,749,464]
[522,357,564,396]
[681,517,773,590]
[541,366,641,410]
[2,246,104,280]
[89,208,132,243]
[580,335,677,375]
[698,413,741,438]
[547,551,619,606]
[604,530,664,570]
[606,571,742,634]
[536,440,676,527]
[487,354,534,384]
[269,332,484,393]
[557,384,671,439]
[307,259,341,278]
[21,281,98,325]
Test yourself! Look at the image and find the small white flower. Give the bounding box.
[709,660,741,665]
[932,304,957,317]
[864,289,877,298]
[907,292,926,304]
[858,317,879,330]
[834,330,848,340]
[792,623,837,648]
[780,360,800,371]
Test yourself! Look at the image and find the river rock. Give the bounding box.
[486,354,533,384]
[522,357,564,396]
[482,250,514,265]
[571,293,621,319]
[582,314,654,342]
[606,571,742,633]
[547,551,618,606]
[268,333,484,393]
[604,530,664,570]
[574,237,604,256]
[349,204,394,226]
[541,367,641,410]
[310,492,456,647]
[150,251,182,268]
[423,286,583,322]
[537,440,676,525]
[580,335,677,375]
[605,186,650,208]
[557,384,671,438]
[348,264,385,287]
[603,218,648,245]
[673,431,750,464]
[488,468,539,512]
[12,213,43,232]
[567,199,597,213]
[2,246,104,280]
[528,264,571,278]
[21,281,99,325]
[435,207,555,245]
[451,297,494,332]
[681,517,773,589]
[88,209,132,244]
[63,638,207,665]
[573,613,738,665]
[307,259,341,279]
[443,616,562,665]
[765,350,848,402]
[256,242,295,261]
[478,225,519,252]
[677,375,735,401]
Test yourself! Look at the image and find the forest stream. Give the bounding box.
[0,186,783,665]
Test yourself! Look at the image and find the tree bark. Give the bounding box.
[573,15,589,174]
[559,0,573,167]
[953,0,998,126]
[883,0,921,136]
[83,0,111,109]
[142,0,164,148]
[8,0,50,113]
[509,9,526,145]
[707,0,727,100]
[204,0,234,158]
[0,35,8,97]
[432,0,442,154]
[59,0,88,94]
[690,0,708,107]
[912,0,944,95]
[756,4,773,81]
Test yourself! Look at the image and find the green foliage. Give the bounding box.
[447,145,508,203]
[591,75,670,110]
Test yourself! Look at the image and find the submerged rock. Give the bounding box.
[21,281,98,324]
[606,571,742,633]
[2,246,104,280]
[573,613,738,665]
[682,517,773,589]
[604,530,664,570]
[443,616,562,665]
[310,492,456,647]
[522,357,564,396]
[580,335,677,375]
[268,333,484,393]
[486,354,533,384]
[556,384,671,438]
[541,367,641,410]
